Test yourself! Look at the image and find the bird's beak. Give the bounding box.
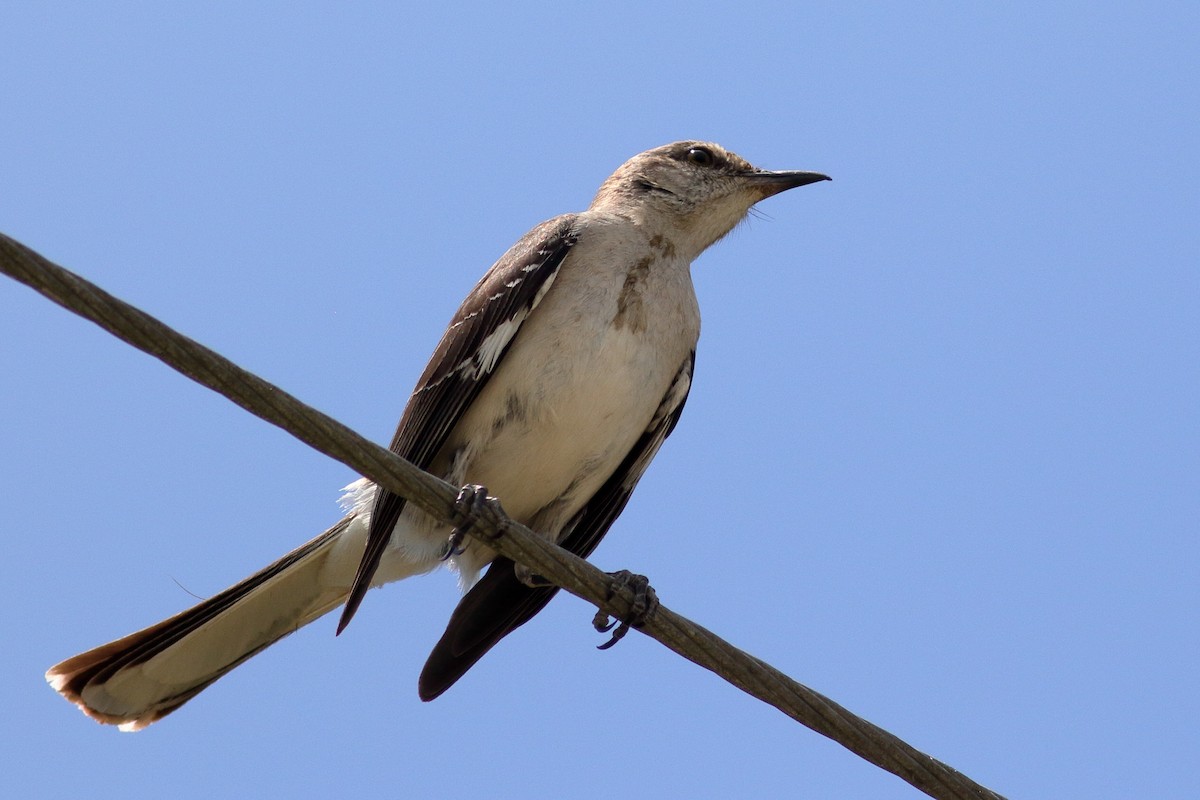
[745,170,831,199]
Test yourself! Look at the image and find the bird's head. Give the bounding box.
[590,141,830,258]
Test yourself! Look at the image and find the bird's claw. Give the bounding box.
[440,484,503,560]
[593,569,658,650]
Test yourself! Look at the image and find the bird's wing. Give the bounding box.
[417,351,695,700]
[337,215,581,633]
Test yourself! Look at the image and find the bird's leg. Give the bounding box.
[441,484,505,560]
[593,569,659,649]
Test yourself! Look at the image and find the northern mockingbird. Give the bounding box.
[46,141,829,730]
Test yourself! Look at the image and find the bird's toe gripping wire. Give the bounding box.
[593,569,660,650]
[441,484,504,560]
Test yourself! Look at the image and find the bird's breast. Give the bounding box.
[444,240,699,534]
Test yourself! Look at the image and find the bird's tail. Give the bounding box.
[47,514,376,731]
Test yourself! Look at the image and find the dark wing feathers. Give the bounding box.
[336,215,581,633]
[417,352,696,700]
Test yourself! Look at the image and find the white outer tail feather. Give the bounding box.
[46,511,400,730]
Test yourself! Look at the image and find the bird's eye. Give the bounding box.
[686,147,715,167]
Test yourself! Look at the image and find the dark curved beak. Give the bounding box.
[746,169,832,199]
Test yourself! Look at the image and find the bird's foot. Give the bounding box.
[441,484,505,560]
[592,569,659,650]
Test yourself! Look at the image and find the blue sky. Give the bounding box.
[2,3,1196,798]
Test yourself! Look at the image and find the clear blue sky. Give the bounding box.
[2,4,1196,798]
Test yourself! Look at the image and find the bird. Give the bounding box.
[45,140,829,730]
